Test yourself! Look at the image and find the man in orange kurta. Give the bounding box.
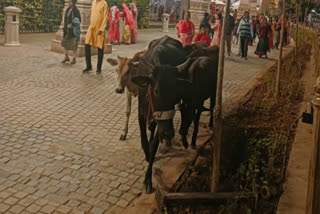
[83,0,109,74]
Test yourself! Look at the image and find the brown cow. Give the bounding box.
[106,49,147,140]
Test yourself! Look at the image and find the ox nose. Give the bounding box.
[115,88,124,94]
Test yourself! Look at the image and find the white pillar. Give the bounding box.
[162,13,169,33]
[4,6,22,47]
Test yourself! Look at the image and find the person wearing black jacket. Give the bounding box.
[226,11,235,56]
[61,0,81,64]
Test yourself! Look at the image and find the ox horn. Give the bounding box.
[177,58,192,73]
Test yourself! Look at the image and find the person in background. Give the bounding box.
[226,11,235,56]
[61,0,81,65]
[83,0,108,74]
[255,17,272,58]
[275,16,281,49]
[211,13,222,46]
[120,3,133,44]
[268,17,274,50]
[251,15,257,43]
[233,18,240,45]
[195,26,211,46]
[108,5,120,44]
[200,12,211,31]
[176,12,195,46]
[234,9,238,21]
[130,2,138,44]
[237,11,253,60]
[285,17,290,46]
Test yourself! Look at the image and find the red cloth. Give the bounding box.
[177,20,195,46]
[108,7,120,44]
[269,37,273,50]
[252,20,257,32]
[194,33,210,46]
[234,12,238,21]
[120,4,133,30]
[130,3,138,43]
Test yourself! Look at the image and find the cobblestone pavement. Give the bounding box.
[0,29,283,214]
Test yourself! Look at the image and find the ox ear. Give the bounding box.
[131,75,152,89]
[140,57,155,71]
[106,58,118,66]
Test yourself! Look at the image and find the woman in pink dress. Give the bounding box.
[130,3,138,44]
[211,13,222,46]
[176,12,195,46]
[108,6,120,44]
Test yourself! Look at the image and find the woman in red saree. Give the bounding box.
[211,13,222,47]
[176,12,195,46]
[268,17,274,50]
[108,6,120,44]
[130,3,138,44]
[120,4,133,44]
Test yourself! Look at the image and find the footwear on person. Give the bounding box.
[82,67,92,73]
[61,56,70,63]
[96,69,101,74]
[245,57,248,60]
[71,58,76,64]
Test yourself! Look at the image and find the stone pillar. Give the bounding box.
[51,0,112,57]
[162,13,169,33]
[238,0,258,16]
[189,0,210,32]
[3,6,22,47]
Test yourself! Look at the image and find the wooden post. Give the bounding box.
[275,0,286,97]
[211,0,231,192]
[306,77,320,214]
[295,1,299,56]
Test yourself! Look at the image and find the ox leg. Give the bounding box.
[120,91,132,141]
[179,101,194,149]
[138,96,150,162]
[144,133,160,194]
[148,121,157,143]
[209,96,215,130]
[191,106,203,150]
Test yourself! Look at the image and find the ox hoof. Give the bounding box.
[145,155,150,163]
[119,134,127,141]
[182,141,188,149]
[144,181,153,194]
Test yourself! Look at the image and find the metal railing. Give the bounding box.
[0,15,61,34]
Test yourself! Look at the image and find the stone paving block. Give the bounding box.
[55,205,72,214]
[9,204,25,213]
[106,195,119,204]
[4,196,20,205]
[40,205,56,214]
[70,208,85,214]
[26,204,42,213]
[78,203,92,213]
[0,203,11,213]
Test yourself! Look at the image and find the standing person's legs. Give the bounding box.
[83,44,92,72]
[62,49,70,63]
[71,49,77,64]
[243,37,249,59]
[240,36,245,57]
[226,35,231,56]
[96,48,104,73]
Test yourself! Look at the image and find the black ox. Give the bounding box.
[131,41,219,193]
